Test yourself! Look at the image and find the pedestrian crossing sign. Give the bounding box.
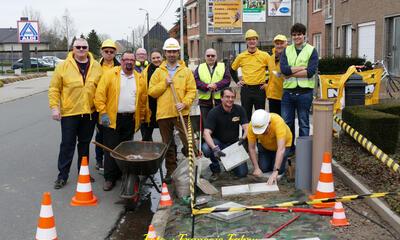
[17,21,40,43]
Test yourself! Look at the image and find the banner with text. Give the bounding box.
[268,0,291,16]
[243,0,266,22]
[207,0,243,34]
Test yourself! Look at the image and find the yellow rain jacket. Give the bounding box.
[94,66,149,130]
[48,52,102,116]
[148,61,197,120]
[266,48,284,100]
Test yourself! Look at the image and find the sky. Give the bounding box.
[2,0,181,41]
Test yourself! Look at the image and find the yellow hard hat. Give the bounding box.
[101,39,117,49]
[273,34,288,42]
[163,38,181,50]
[245,29,259,40]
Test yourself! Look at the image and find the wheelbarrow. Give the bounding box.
[93,140,168,202]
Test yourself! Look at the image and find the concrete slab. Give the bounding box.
[221,184,250,197]
[207,202,252,222]
[220,142,249,171]
[249,183,279,195]
[197,178,219,195]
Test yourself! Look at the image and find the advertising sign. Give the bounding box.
[207,0,243,34]
[268,0,291,16]
[243,0,266,22]
[17,20,40,43]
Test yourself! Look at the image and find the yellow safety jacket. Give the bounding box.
[148,61,197,120]
[48,52,102,116]
[94,66,149,130]
[283,43,315,89]
[197,62,225,100]
[266,48,284,100]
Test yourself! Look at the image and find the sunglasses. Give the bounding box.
[104,50,115,54]
[122,58,135,62]
[206,55,216,58]
[75,46,88,50]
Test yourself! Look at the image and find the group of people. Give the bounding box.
[48,22,317,190]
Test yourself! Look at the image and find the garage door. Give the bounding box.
[358,22,375,62]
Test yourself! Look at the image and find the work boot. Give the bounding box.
[54,179,66,190]
[103,181,115,191]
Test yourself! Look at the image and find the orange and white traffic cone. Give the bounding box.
[159,183,173,208]
[310,152,336,208]
[35,192,58,240]
[145,224,157,240]
[70,156,97,206]
[330,202,350,227]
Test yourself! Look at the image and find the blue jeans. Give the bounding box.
[281,90,313,151]
[258,144,290,175]
[202,138,248,178]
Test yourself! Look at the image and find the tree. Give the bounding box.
[69,36,77,50]
[87,30,102,59]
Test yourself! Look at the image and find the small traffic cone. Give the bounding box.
[159,183,173,208]
[35,192,58,240]
[330,202,350,227]
[310,152,336,208]
[70,156,97,206]
[145,224,157,240]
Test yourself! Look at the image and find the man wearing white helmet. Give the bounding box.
[148,38,197,183]
[247,109,292,185]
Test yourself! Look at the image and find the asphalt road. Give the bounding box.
[0,91,123,239]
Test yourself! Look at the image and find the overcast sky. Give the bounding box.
[3,0,181,41]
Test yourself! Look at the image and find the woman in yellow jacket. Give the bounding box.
[48,38,102,189]
[94,51,149,191]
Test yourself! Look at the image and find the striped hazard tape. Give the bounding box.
[187,115,196,210]
[333,115,400,174]
[191,191,400,215]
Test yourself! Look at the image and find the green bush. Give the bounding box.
[0,62,12,67]
[22,67,54,73]
[343,105,400,153]
[0,80,3,87]
[319,56,365,74]
[369,102,400,117]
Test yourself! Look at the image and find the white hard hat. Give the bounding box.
[163,38,181,50]
[251,109,271,134]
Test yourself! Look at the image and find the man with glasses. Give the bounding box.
[280,23,319,157]
[94,51,149,191]
[202,87,249,181]
[94,39,121,172]
[134,48,149,73]
[49,38,102,189]
[148,38,196,183]
[231,29,271,120]
[194,48,231,126]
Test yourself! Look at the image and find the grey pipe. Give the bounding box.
[295,136,313,192]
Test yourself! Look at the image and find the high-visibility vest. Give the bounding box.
[198,62,225,100]
[283,43,315,89]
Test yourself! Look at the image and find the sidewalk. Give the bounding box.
[0,76,50,104]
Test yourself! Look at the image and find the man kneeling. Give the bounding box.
[248,109,292,185]
[202,87,249,181]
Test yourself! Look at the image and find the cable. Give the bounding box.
[343,202,398,240]
[155,0,174,20]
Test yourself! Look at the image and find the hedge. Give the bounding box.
[319,56,365,74]
[22,67,54,73]
[0,80,3,88]
[342,104,400,154]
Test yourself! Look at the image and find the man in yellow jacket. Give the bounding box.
[48,38,102,189]
[148,38,197,182]
[94,51,149,191]
[266,34,288,115]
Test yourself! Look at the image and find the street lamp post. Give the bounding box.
[139,8,150,53]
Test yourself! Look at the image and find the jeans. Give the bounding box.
[258,144,290,175]
[281,90,313,152]
[201,138,248,178]
[57,113,97,181]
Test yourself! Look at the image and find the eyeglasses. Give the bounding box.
[74,46,88,50]
[104,50,115,54]
[206,55,216,58]
[122,58,135,62]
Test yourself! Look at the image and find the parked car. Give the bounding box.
[12,58,53,70]
[42,56,64,67]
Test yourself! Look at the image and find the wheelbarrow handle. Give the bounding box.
[91,140,129,160]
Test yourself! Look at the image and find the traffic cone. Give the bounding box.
[35,192,58,240]
[159,183,173,208]
[70,156,97,206]
[330,202,350,227]
[145,224,157,240]
[310,152,336,208]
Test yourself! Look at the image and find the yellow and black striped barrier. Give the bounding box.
[187,115,195,210]
[333,115,400,174]
[191,191,400,215]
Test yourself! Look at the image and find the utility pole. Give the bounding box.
[180,0,184,60]
[132,29,135,50]
[139,8,150,53]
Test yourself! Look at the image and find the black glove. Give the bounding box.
[238,137,245,146]
[212,145,226,158]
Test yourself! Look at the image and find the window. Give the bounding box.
[313,33,322,54]
[336,27,341,47]
[194,7,198,24]
[327,0,332,17]
[313,0,322,12]
[188,9,192,25]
